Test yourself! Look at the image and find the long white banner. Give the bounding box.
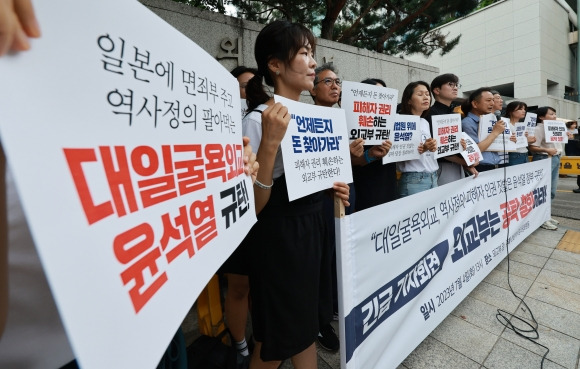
[0,1,256,368]
[336,160,551,369]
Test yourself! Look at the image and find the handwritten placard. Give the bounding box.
[460,132,482,166]
[543,120,569,143]
[382,114,421,164]
[478,114,516,152]
[432,114,462,159]
[341,80,398,145]
[276,95,353,201]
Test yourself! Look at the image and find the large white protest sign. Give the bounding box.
[479,114,517,152]
[275,95,353,201]
[336,160,551,369]
[524,112,537,136]
[432,114,462,159]
[460,132,482,166]
[0,1,257,368]
[341,81,398,145]
[512,121,529,149]
[382,114,422,164]
[543,120,569,144]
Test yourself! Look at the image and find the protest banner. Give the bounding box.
[524,112,537,136]
[479,114,517,152]
[543,120,569,144]
[432,114,462,159]
[460,132,482,166]
[512,121,528,149]
[276,95,353,201]
[0,1,256,368]
[341,81,398,145]
[382,115,422,164]
[336,160,551,369]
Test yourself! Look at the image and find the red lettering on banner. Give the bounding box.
[114,223,168,313]
[64,143,243,225]
[64,148,114,225]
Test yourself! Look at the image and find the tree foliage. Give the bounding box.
[173,0,485,56]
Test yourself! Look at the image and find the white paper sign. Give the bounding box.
[512,122,528,149]
[0,1,257,368]
[478,114,517,152]
[460,132,483,166]
[432,114,462,159]
[341,80,399,145]
[336,160,551,369]
[524,112,537,136]
[543,120,569,144]
[275,95,353,201]
[382,114,422,164]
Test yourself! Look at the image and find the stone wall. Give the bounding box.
[140,0,439,103]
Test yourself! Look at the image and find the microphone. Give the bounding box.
[494,110,505,133]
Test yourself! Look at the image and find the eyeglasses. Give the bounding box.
[447,82,461,89]
[315,78,341,87]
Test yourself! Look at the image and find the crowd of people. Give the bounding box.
[224,24,580,369]
[1,2,580,369]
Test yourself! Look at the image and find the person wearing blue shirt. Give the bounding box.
[461,87,507,172]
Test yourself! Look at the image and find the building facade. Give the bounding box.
[405,0,580,119]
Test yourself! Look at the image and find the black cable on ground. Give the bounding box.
[495,130,549,368]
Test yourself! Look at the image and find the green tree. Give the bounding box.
[173,0,482,56]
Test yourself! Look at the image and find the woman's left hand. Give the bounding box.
[424,138,437,152]
[333,182,350,207]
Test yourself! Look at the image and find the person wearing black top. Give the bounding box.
[351,78,395,211]
[428,74,478,184]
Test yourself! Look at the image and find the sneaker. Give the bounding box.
[318,324,339,351]
[540,221,557,230]
[236,352,250,369]
[547,218,559,226]
[573,188,580,193]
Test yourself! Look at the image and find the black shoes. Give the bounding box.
[573,188,580,193]
[317,323,339,351]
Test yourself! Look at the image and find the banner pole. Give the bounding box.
[334,194,347,369]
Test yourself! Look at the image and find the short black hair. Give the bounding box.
[361,78,386,87]
[536,106,556,123]
[430,73,458,91]
[461,87,492,115]
[505,101,527,120]
[230,66,259,78]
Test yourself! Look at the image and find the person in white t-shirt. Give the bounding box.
[505,101,535,166]
[396,81,438,197]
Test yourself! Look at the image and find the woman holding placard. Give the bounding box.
[529,106,562,230]
[396,81,438,197]
[505,101,536,166]
[242,20,350,369]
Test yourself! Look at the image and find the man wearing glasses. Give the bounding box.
[428,73,478,184]
[311,64,342,108]
[309,63,361,353]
